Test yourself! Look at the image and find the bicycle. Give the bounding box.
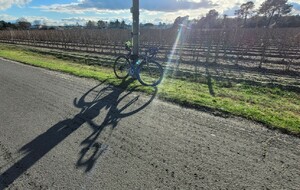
[113,42,164,86]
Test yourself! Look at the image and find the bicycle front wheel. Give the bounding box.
[138,61,163,86]
[114,55,130,79]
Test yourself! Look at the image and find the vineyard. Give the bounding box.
[0,28,299,90]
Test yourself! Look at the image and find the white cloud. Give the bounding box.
[0,14,71,26]
[292,8,300,14]
[22,16,59,26]
[210,0,264,13]
[36,0,215,13]
[33,0,270,24]
[0,14,17,21]
[35,4,129,15]
[61,16,105,25]
[0,0,31,10]
[6,0,299,26]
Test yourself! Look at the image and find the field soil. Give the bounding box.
[0,59,300,189]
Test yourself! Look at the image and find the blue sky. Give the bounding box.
[1,0,300,26]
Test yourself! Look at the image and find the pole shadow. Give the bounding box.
[205,65,215,97]
[0,79,157,188]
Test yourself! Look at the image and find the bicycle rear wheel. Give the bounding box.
[138,61,163,86]
[114,55,130,79]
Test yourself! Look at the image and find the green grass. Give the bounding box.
[1,43,299,135]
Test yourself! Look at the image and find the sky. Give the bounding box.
[0,0,300,26]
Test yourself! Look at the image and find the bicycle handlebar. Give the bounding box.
[124,43,160,59]
[145,45,161,58]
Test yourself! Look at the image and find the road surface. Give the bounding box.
[0,58,299,189]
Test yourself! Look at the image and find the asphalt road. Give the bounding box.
[0,58,299,190]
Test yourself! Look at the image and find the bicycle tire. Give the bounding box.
[114,55,130,79]
[137,60,163,86]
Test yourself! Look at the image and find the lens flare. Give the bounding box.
[161,21,191,86]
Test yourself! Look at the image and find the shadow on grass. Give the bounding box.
[0,78,157,187]
[205,65,215,97]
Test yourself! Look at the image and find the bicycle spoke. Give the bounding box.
[114,56,130,79]
[138,61,163,86]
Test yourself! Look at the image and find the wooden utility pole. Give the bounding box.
[131,0,139,59]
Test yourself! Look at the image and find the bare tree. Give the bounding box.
[97,20,106,29]
[205,9,219,28]
[258,0,293,27]
[16,18,31,30]
[33,20,43,29]
[86,20,97,29]
[235,1,255,27]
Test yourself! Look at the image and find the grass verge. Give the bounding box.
[0,43,299,135]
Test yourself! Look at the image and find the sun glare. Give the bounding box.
[161,21,191,86]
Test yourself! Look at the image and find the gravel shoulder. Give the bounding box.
[0,59,299,189]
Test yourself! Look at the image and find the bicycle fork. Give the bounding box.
[129,59,143,79]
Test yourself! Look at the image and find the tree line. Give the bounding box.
[0,18,32,30]
[184,0,298,29]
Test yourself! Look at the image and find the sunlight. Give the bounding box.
[160,20,191,87]
[160,26,182,87]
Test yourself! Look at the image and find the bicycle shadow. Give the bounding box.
[0,79,157,187]
[75,80,157,172]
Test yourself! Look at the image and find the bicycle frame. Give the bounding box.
[114,44,163,86]
[125,46,155,78]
